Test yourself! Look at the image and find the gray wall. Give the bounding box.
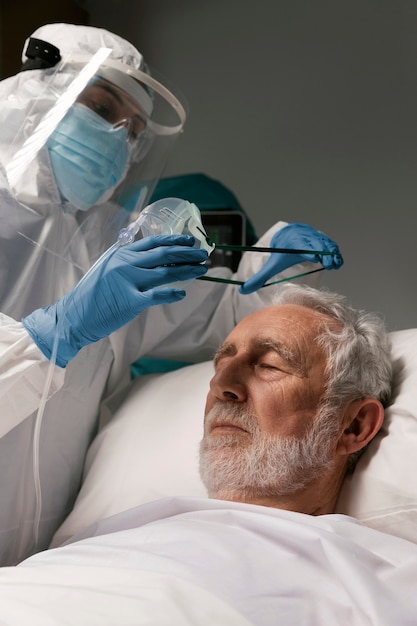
[87,0,417,331]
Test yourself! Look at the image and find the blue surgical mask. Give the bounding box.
[47,103,130,211]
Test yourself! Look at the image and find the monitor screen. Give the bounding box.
[201,211,246,272]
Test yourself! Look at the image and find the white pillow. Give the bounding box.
[51,361,211,547]
[335,328,417,543]
[51,329,417,548]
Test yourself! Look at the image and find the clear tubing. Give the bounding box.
[117,221,140,246]
[31,241,120,551]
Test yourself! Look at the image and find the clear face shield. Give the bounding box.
[1,47,186,314]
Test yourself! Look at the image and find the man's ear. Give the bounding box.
[336,398,385,456]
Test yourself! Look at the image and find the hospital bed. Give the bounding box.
[0,327,417,624]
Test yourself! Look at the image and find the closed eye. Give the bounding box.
[255,356,294,376]
[259,362,281,370]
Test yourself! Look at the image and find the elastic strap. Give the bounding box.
[214,243,339,255]
[196,237,340,287]
[197,266,325,288]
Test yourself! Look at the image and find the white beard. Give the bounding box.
[199,403,340,500]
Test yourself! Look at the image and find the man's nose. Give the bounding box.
[209,362,247,402]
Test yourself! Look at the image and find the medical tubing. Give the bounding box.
[117,220,140,246]
[31,241,120,549]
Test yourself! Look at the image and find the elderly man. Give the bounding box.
[2,284,414,626]
[200,283,391,514]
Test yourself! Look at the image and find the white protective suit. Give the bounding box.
[0,24,321,565]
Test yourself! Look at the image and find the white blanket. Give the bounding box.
[1,497,417,625]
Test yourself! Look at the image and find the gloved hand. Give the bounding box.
[22,234,208,367]
[239,223,343,295]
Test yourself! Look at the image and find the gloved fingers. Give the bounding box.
[128,234,197,252]
[240,246,343,294]
[238,275,265,295]
[239,270,282,295]
[239,253,292,295]
[301,232,343,270]
[239,241,343,295]
[163,262,208,283]
[271,225,343,272]
[313,236,343,269]
[126,244,209,269]
[319,251,344,270]
[270,224,340,253]
[135,288,187,309]
[291,245,343,270]
[130,262,208,290]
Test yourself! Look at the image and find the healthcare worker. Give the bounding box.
[0,23,343,565]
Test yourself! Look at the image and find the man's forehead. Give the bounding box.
[223,304,328,358]
[216,304,329,373]
[235,304,325,335]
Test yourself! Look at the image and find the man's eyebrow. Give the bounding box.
[258,339,305,375]
[213,342,236,367]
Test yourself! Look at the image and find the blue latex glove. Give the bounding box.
[239,223,343,295]
[22,234,208,367]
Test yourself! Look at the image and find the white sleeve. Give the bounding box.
[0,313,65,436]
[107,220,323,379]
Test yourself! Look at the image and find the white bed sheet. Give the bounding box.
[2,497,417,625]
[0,565,251,626]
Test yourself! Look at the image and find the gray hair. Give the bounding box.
[271,284,393,470]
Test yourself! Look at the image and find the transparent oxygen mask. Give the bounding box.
[117,197,215,255]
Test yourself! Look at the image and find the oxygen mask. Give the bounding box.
[117,197,215,255]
